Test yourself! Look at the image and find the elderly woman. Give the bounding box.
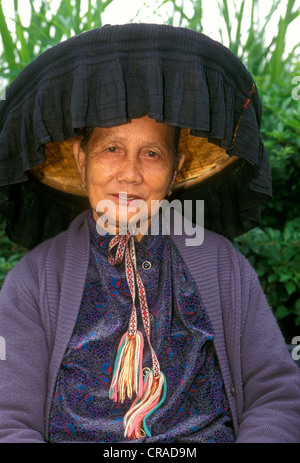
[0,24,299,444]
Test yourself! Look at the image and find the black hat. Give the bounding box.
[0,23,271,249]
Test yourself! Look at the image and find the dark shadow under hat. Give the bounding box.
[0,23,272,249]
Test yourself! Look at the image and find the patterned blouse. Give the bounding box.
[49,212,235,443]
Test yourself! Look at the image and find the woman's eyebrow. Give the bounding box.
[90,135,169,150]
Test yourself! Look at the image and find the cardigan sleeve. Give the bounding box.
[236,253,300,443]
[0,251,49,443]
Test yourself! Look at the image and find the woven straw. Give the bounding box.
[30,128,237,196]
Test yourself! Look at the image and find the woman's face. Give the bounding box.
[73,115,185,236]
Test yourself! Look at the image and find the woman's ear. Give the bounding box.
[73,139,87,184]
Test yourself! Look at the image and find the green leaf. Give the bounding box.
[0,2,16,68]
[295,299,300,311]
[279,272,293,283]
[286,282,297,295]
[267,274,278,283]
[15,14,30,64]
[275,305,289,319]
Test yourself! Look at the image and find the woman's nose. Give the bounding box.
[116,155,143,184]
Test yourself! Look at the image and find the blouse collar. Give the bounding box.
[87,209,166,257]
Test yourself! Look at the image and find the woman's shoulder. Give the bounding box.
[171,221,258,312]
[169,208,244,263]
[172,223,248,270]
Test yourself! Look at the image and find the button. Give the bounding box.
[230,384,236,396]
[142,261,152,270]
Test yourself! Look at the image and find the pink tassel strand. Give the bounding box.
[124,371,165,439]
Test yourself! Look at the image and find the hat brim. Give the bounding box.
[30,129,238,196]
[0,24,272,248]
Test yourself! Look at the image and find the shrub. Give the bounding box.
[234,219,300,341]
[0,229,27,287]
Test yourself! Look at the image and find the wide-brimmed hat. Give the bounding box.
[0,23,271,249]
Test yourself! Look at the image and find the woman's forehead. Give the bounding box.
[88,116,173,144]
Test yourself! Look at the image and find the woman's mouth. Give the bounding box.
[112,192,143,204]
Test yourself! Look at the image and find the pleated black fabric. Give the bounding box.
[0,24,272,248]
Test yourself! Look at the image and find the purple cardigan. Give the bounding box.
[0,211,300,443]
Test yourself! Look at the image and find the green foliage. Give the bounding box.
[153,0,300,81]
[233,63,300,337]
[256,66,300,228]
[0,229,27,287]
[234,219,300,328]
[159,0,204,30]
[264,0,299,82]
[0,0,114,84]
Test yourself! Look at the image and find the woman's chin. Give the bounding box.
[95,211,150,236]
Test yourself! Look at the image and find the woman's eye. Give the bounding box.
[106,147,118,153]
[146,150,158,158]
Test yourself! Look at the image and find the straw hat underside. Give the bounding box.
[30,128,237,196]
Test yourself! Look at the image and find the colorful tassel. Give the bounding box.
[124,370,167,439]
[109,331,144,403]
[108,231,167,439]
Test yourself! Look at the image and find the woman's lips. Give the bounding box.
[110,192,143,205]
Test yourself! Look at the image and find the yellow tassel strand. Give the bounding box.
[118,335,136,402]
